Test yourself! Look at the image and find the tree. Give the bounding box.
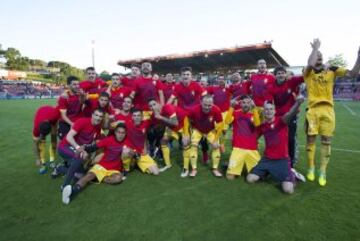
[327,54,347,68]
[100,71,111,81]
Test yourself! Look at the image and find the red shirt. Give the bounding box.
[188,104,222,134]
[121,76,137,89]
[172,81,205,111]
[134,76,163,111]
[232,110,258,150]
[150,104,187,132]
[229,81,251,99]
[60,118,101,146]
[109,86,133,109]
[162,82,176,103]
[259,117,289,160]
[114,112,132,123]
[250,73,275,107]
[207,85,231,112]
[96,135,129,171]
[80,78,107,94]
[125,120,150,153]
[33,106,60,137]
[57,93,83,122]
[270,76,304,116]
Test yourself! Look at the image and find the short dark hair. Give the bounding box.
[93,108,105,115]
[147,98,157,103]
[239,95,251,100]
[86,67,95,72]
[99,92,110,99]
[115,122,127,131]
[39,121,51,137]
[131,63,141,69]
[273,66,287,75]
[180,66,192,73]
[111,73,120,77]
[131,108,142,114]
[67,76,79,85]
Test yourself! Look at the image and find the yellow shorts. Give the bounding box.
[142,111,153,120]
[191,129,218,146]
[137,154,157,173]
[227,148,260,176]
[222,111,230,130]
[306,105,335,136]
[163,127,184,141]
[89,164,120,183]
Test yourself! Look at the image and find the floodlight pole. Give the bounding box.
[91,40,95,68]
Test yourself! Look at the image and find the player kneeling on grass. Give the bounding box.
[32,105,60,174]
[246,95,304,194]
[62,123,129,205]
[226,95,261,180]
[148,99,191,172]
[122,109,160,175]
[57,109,104,189]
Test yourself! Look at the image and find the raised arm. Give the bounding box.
[281,95,304,124]
[304,39,321,76]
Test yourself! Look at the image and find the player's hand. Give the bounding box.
[211,142,220,149]
[80,150,89,160]
[35,159,42,166]
[75,145,85,154]
[230,99,239,107]
[310,38,321,50]
[181,136,190,146]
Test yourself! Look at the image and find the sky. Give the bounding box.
[0,0,359,73]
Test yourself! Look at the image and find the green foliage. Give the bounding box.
[1,100,360,241]
[327,54,348,67]
[100,70,111,81]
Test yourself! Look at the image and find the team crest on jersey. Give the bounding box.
[153,81,156,85]
[191,91,195,96]
[271,124,275,129]
[120,93,123,98]
[222,89,226,92]
[264,78,268,84]
[209,116,213,122]
[287,88,291,94]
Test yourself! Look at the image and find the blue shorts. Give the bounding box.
[251,157,294,183]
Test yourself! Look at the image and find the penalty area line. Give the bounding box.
[342,103,357,116]
[299,145,360,154]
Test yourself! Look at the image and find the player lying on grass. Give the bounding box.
[246,95,304,194]
[62,123,130,205]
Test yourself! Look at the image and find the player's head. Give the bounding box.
[200,77,208,87]
[39,121,51,139]
[165,73,173,83]
[122,96,133,112]
[315,52,323,67]
[239,95,252,112]
[111,73,121,87]
[231,72,241,84]
[85,67,97,81]
[67,76,80,93]
[131,108,143,125]
[91,108,105,125]
[180,66,192,85]
[98,92,110,108]
[131,64,141,78]
[201,94,214,113]
[148,98,160,112]
[274,66,287,84]
[263,101,275,121]
[217,75,226,86]
[114,122,127,142]
[141,62,152,75]
[257,59,267,73]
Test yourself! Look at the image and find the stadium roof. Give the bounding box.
[117,42,289,74]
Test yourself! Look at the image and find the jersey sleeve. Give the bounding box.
[57,96,67,110]
[72,119,86,133]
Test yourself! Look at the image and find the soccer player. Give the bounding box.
[246,96,304,194]
[167,66,206,111]
[186,95,223,177]
[57,109,104,189]
[106,73,132,112]
[32,105,60,174]
[110,96,134,128]
[226,95,261,180]
[83,92,112,117]
[148,99,190,172]
[304,39,360,186]
[61,123,129,205]
[229,72,251,103]
[80,67,107,96]
[270,66,305,182]
[162,73,176,103]
[249,59,275,117]
[130,62,164,119]
[57,76,85,140]
[123,109,160,175]
[207,75,232,152]
[121,64,141,89]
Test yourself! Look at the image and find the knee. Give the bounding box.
[320,136,331,145]
[307,135,316,144]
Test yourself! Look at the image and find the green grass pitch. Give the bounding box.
[0,99,359,241]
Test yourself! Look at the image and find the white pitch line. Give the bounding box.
[342,103,357,116]
[299,145,360,154]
